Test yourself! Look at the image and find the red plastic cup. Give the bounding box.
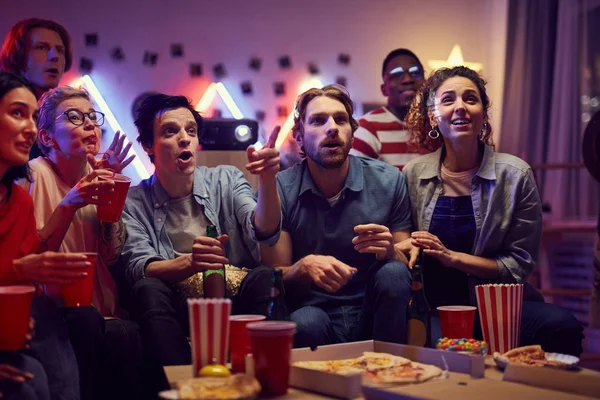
[0,285,36,351]
[437,306,477,339]
[60,253,97,307]
[229,315,266,373]
[247,321,296,397]
[97,173,131,223]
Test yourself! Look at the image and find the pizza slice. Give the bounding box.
[503,345,546,367]
[293,358,363,375]
[352,352,412,372]
[367,361,443,384]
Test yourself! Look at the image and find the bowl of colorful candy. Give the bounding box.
[436,338,488,355]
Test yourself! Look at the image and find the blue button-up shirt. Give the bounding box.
[402,145,542,293]
[121,165,277,285]
[277,155,412,306]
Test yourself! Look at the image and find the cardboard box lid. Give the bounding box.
[503,364,600,399]
[362,373,593,400]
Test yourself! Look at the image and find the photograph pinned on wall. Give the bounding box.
[308,63,320,75]
[110,47,125,62]
[255,110,266,122]
[338,53,351,66]
[170,43,184,58]
[241,81,253,95]
[143,51,158,66]
[274,82,285,96]
[249,56,262,71]
[336,76,348,87]
[190,63,203,77]
[79,57,94,73]
[84,33,98,47]
[278,55,291,69]
[276,105,288,118]
[213,63,226,79]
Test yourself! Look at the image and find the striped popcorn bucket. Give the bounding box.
[475,284,524,354]
[188,298,232,376]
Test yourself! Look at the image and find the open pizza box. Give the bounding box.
[246,340,485,399]
[502,363,600,399]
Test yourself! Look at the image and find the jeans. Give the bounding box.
[28,295,80,400]
[62,308,145,400]
[128,265,276,391]
[0,352,49,400]
[430,300,584,356]
[290,260,412,348]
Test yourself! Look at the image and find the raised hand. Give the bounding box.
[298,255,357,293]
[13,252,90,285]
[245,126,281,177]
[59,169,115,209]
[87,130,136,173]
[0,364,33,383]
[352,224,396,261]
[192,234,230,271]
[411,231,456,267]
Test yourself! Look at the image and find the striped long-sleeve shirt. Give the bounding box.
[350,106,422,170]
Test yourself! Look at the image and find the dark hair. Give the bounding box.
[405,66,494,152]
[134,94,203,163]
[382,48,423,78]
[0,18,73,75]
[131,91,159,121]
[0,72,36,188]
[291,84,359,158]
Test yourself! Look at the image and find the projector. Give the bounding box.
[200,118,259,151]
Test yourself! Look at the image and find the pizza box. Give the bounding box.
[361,373,594,400]
[503,363,600,399]
[285,340,485,399]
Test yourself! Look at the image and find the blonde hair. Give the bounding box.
[37,86,92,156]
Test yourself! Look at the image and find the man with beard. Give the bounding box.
[262,85,414,348]
[350,48,425,170]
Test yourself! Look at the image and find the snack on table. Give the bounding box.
[176,374,261,400]
[436,338,488,355]
[492,345,580,369]
[293,352,443,384]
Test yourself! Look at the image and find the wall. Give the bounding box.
[2,0,507,177]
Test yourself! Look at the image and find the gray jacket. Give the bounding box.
[403,145,542,301]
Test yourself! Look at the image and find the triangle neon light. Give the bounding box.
[195,82,243,120]
[69,75,150,179]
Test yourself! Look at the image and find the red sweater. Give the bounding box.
[0,183,39,284]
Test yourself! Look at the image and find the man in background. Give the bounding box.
[350,48,425,170]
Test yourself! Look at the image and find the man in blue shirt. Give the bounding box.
[262,85,414,348]
[121,94,281,371]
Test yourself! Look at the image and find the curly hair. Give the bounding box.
[405,66,494,152]
[291,84,359,157]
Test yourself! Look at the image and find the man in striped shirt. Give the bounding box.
[351,49,426,170]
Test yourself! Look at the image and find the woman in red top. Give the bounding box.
[0,71,84,400]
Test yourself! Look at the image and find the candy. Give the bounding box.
[436,338,488,355]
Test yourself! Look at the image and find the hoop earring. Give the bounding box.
[428,127,440,139]
[481,122,488,136]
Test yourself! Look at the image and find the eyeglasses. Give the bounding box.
[385,65,424,82]
[55,109,105,127]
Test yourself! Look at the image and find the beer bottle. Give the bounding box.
[203,225,226,298]
[407,249,431,347]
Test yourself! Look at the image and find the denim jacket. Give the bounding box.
[402,145,542,300]
[121,165,279,285]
